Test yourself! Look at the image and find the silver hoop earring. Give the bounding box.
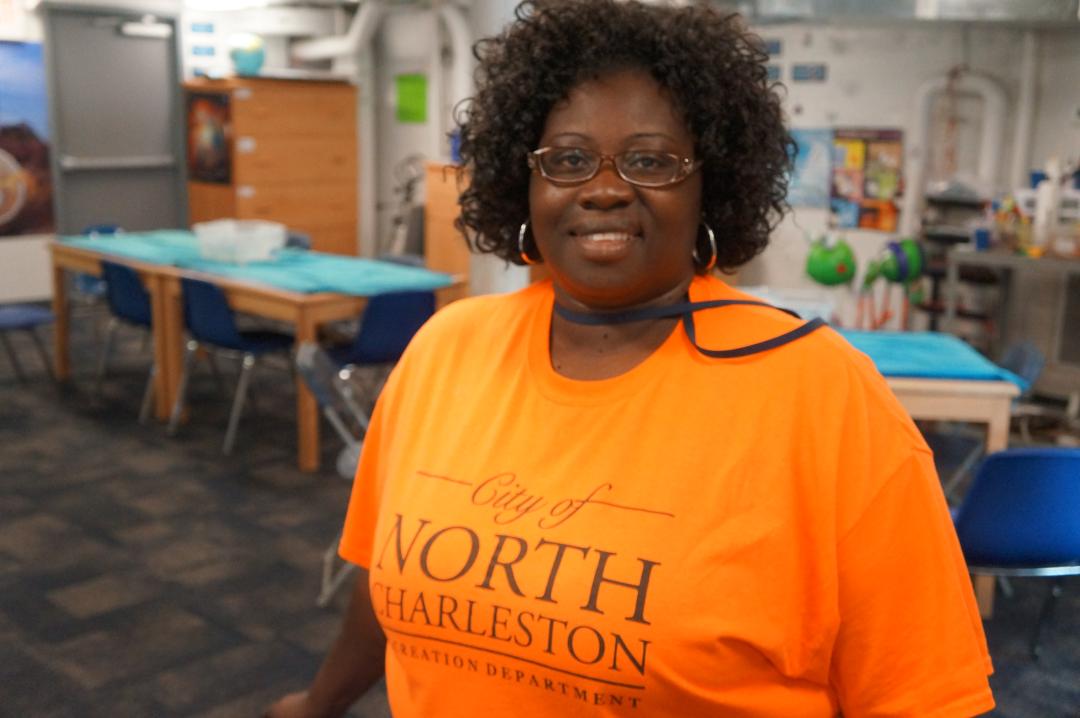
[692,222,717,271]
[518,221,539,265]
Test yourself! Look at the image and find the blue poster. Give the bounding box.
[788,128,832,208]
[0,41,54,236]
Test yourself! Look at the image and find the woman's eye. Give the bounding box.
[550,149,590,168]
[626,152,670,170]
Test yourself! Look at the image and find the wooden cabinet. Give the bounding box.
[424,162,548,301]
[183,77,358,255]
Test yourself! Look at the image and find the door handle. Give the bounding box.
[59,154,177,171]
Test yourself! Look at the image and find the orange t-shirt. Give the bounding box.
[340,275,994,717]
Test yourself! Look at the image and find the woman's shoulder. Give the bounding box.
[693,277,876,368]
[693,275,922,437]
[404,281,550,353]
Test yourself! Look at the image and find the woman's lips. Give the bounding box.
[571,231,640,262]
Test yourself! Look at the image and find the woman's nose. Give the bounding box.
[578,162,635,209]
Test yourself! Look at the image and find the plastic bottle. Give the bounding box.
[1032,156,1062,251]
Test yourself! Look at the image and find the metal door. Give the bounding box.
[44,4,186,233]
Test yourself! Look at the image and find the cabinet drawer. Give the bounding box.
[233,135,357,185]
[305,223,360,256]
[231,83,356,138]
[235,182,356,227]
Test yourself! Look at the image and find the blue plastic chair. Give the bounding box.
[285,231,312,250]
[72,225,123,300]
[329,291,435,366]
[0,304,55,382]
[953,447,1080,659]
[997,341,1066,444]
[326,290,435,433]
[167,278,293,454]
[97,261,156,420]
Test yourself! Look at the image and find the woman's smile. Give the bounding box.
[569,228,642,263]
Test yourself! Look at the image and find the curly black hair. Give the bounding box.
[455,0,794,272]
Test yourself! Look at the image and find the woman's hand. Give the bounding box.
[263,569,385,718]
[263,689,318,718]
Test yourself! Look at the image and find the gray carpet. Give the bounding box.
[0,309,1077,717]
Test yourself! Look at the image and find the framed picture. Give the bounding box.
[186,92,232,184]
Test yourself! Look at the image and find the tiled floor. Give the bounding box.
[1,312,1077,717]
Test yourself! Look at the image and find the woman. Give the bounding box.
[268,1,994,716]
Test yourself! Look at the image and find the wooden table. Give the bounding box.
[50,241,456,472]
[887,375,1019,617]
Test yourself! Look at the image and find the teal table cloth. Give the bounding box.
[61,231,454,296]
[839,330,1027,391]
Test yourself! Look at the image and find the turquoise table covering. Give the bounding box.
[839,330,1028,391]
[62,230,203,265]
[61,231,454,296]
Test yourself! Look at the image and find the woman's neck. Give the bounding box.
[548,279,693,381]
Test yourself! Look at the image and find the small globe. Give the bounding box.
[228,33,265,76]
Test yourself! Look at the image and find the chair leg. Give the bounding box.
[317,533,358,607]
[1030,579,1064,661]
[167,340,199,436]
[336,367,371,433]
[223,353,256,455]
[138,363,156,425]
[1020,415,1034,445]
[94,317,119,396]
[941,439,985,505]
[1,332,26,383]
[27,328,56,382]
[207,351,227,396]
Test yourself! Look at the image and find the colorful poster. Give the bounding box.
[0,41,54,237]
[186,93,232,184]
[829,128,903,232]
[788,128,833,208]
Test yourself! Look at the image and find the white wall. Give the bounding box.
[1031,28,1080,167]
[462,0,530,295]
[739,21,1080,328]
[373,8,444,254]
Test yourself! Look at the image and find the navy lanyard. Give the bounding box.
[552,299,827,359]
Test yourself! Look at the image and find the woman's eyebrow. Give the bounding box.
[626,132,679,142]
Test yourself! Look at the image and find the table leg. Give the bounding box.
[158,275,185,420]
[971,396,1013,618]
[973,575,996,619]
[295,314,320,472]
[146,275,168,419]
[51,261,71,380]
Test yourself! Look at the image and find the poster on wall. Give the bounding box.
[788,128,833,208]
[830,128,903,232]
[0,41,55,237]
[186,93,232,184]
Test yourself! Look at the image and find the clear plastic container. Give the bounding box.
[194,219,286,264]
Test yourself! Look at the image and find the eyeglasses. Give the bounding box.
[527,147,701,188]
